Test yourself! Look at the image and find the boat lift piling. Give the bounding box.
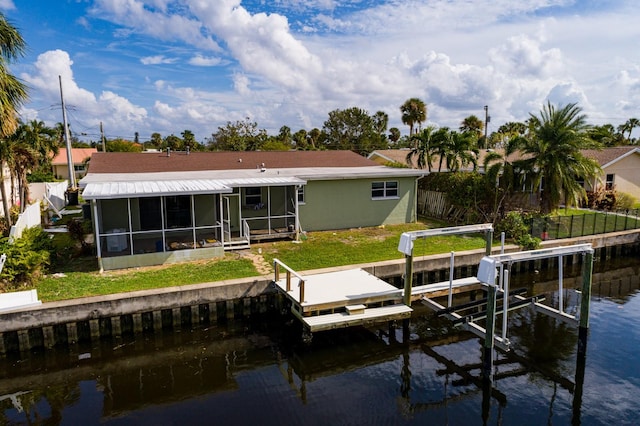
[399,223,495,308]
[474,244,594,381]
[398,224,594,384]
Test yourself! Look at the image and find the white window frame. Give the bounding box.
[371,181,399,199]
[297,186,305,204]
[244,187,262,207]
[605,173,615,190]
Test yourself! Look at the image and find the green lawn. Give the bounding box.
[540,208,640,239]
[36,218,492,302]
[38,257,256,302]
[258,222,489,271]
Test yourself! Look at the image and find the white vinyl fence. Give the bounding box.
[29,181,68,214]
[9,201,41,242]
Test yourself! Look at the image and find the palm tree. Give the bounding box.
[483,138,523,222]
[406,126,438,171]
[589,124,624,147]
[18,120,58,160]
[617,118,640,143]
[515,102,601,213]
[432,127,453,172]
[0,13,29,226]
[400,98,427,137]
[388,127,401,145]
[460,115,484,142]
[445,131,478,172]
[373,111,389,136]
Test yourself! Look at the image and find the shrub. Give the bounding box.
[614,192,636,210]
[0,227,53,289]
[495,211,529,241]
[585,188,616,210]
[516,234,541,250]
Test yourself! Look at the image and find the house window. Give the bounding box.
[297,186,305,204]
[576,176,585,188]
[74,165,85,172]
[605,174,615,190]
[244,187,262,207]
[371,181,398,199]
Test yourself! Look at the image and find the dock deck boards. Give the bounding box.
[273,267,411,332]
[274,268,403,310]
[301,304,413,332]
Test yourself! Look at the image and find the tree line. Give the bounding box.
[1,12,639,229]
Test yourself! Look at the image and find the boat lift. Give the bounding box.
[398,225,595,381]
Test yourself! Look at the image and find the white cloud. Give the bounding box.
[0,0,15,11]
[20,49,148,138]
[233,74,251,96]
[14,1,640,141]
[489,34,563,78]
[188,54,223,66]
[188,1,323,92]
[91,0,221,51]
[141,55,177,65]
[22,50,98,108]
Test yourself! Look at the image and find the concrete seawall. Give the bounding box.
[1,228,639,355]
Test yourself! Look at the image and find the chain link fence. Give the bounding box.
[529,209,640,240]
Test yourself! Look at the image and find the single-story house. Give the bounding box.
[581,146,640,200]
[79,150,425,270]
[370,147,640,199]
[52,148,97,180]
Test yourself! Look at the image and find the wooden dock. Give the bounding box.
[273,262,412,333]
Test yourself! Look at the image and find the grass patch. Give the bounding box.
[35,218,493,302]
[541,209,640,238]
[258,220,489,271]
[38,256,256,302]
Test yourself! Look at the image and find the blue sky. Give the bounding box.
[2,0,639,143]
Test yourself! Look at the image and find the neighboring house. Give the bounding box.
[372,146,640,200]
[368,149,417,168]
[52,148,97,180]
[582,146,640,200]
[79,151,425,270]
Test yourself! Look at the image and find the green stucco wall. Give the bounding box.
[299,177,417,231]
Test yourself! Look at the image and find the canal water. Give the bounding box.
[1,254,639,425]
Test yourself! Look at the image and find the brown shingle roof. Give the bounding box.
[86,150,377,174]
[581,146,638,167]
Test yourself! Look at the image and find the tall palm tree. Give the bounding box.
[432,127,453,172]
[460,115,484,143]
[17,120,58,161]
[445,130,478,172]
[9,139,38,212]
[483,138,523,222]
[0,13,29,226]
[617,118,640,143]
[406,126,437,171]
[515,102,601,213]
[400,98,427,137]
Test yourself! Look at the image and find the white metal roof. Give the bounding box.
[82,176,306,200]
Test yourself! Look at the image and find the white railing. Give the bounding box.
[273,258,306,303]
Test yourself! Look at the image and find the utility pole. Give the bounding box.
[59,75,76,190]
[484,105,490,147]
[100,121,106,152]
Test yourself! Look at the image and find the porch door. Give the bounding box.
[222,194,240,239]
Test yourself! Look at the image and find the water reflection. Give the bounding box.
[1,254,640,424]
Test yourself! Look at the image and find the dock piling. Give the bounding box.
[482,284,497,383]
[577,250,594,358]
